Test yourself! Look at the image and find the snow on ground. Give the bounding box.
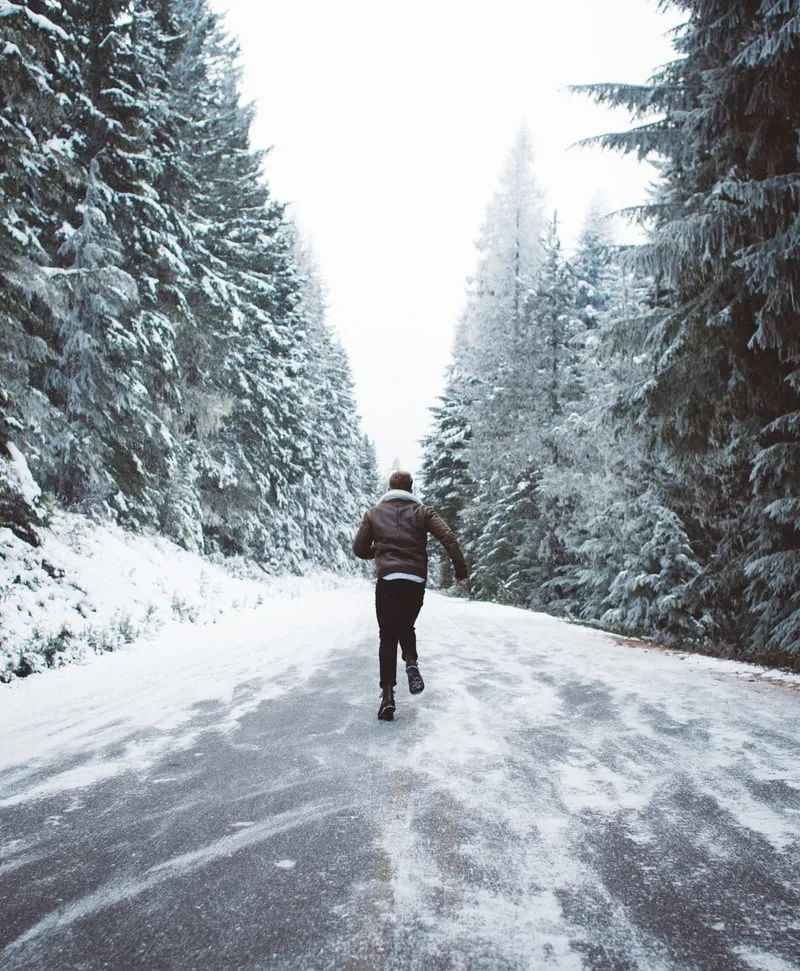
[0,509,357,680]
[3,507,799,818]
[367,595,800,968]
[0,574,369,807]
[1,576,799,967]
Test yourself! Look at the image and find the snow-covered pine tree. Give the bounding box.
[359,435,382,500]
[455,125,546,481]
[290,231,378,569]
[40,0,182,526]
[0,0,75,537]
[524,213,583,461]
[570,203,616,333]
[538,208,624,616]
[155,0,221,550]
[543,213,707,641]
[164,8,309,563]
[425,128,546,598]
[576,0,800,662]
[419,374,474,585]
[463,466,545,605]
[471,214,583,609]
[48,157,142,514]
[117,0,189,493]
[600,481,705,644]
[732,4,800,663]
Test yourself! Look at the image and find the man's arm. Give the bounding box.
[352,512,375,560]
[425,507,467,581]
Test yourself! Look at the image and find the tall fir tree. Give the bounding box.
[0,0,74,537]
[454,125,546,480]
[419,375,474,585]
[50,156,143,514]
[459,212,583,609]
[577,0,800,661]
[2,0,376,576]
[163,6,305,562]
[41,0,181,525]
[290,231,379,569]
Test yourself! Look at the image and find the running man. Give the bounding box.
[352,470,468,720]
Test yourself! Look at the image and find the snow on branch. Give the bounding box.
[718,174,800,213]
[569,82,672,115]
[0,1,69,40]
[735,11,800,67]
[574,123,671,161]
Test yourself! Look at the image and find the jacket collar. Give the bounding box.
[379,489,421,504]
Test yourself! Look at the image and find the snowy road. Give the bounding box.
[1,586,799,970]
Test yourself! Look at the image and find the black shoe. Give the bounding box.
[378,687,395,721]
[406,663,424,695]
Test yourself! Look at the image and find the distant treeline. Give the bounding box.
[422,3,799,669]
[1,0,379,568]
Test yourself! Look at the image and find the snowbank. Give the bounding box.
[0,510,354,681]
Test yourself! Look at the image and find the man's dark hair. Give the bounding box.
[389,470,413,492]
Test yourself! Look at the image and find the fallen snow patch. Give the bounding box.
[4,441,41,506]
[0,509,352,681]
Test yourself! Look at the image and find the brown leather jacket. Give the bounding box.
[352,490,467,582]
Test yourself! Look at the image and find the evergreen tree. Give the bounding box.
[462,466,545,605]
[524,214,582,460]
[290,232,378,569]
[1,0,375,578]
[426,127,546,598]
[0,0,74,536]
[491,214,582,608]
[156,0,223,549]
[544,229,708,641]
[600,484,705,643]
[455,125,546,480]
[571,203,616,333]
[419,374,474,585]
[358,435,382,500]
[577,0,800,661]
[40,0,182,525]
[49,156,142,514]
[163,8,305,562]
[539,211,627,616]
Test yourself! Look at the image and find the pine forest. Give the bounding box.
[422,3,800,669]
[2,0,799,672]
[1,0,379,574]
[3,4,800,963]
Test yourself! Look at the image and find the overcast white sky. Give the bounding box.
[210,0,682,480]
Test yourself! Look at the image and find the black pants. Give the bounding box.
[375,579,425,687]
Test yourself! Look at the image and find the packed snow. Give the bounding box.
[2,583,799,968]
[0,510,358,681]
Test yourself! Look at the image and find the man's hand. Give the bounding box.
[456,577,468,588]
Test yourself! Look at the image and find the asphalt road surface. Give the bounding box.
[2,591,799,970]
